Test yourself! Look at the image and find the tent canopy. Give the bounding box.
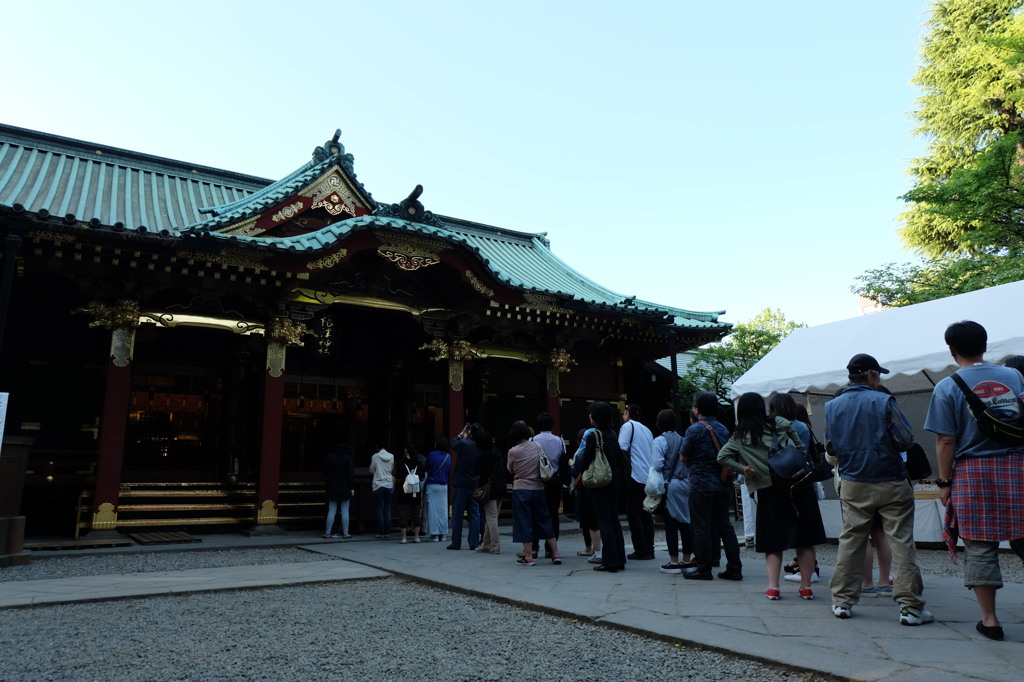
[731,280,1024,399]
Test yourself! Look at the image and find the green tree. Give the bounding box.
[901,0,1024,255]
[678,308,804,405]
[857,1,1024,305]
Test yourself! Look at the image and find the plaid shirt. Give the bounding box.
[943,452,1024,561]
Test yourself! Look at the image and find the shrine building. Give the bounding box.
[0,124,730,538]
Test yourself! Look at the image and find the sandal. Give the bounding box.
[577,549,595,556]
[321,534,332,539]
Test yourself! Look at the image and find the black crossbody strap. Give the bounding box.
[951,373,987,420]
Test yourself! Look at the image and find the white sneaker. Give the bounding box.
[587,552,603,564]
[899,607,934,626]
[832,604,852,619]
[783,572,819,583]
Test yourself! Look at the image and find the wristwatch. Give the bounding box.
[934,478,952,488]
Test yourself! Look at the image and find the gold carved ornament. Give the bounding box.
[271,201,305,223]
[377,235,442,272]
[80,300,141,368]
[81,300,141,330]
[307,249,348,271]
[546,349,576,398]
[265,318,310,378]
[548,348,577,374]
[256,499,278,525]
[91,502,117,530]
[466,271,494,297]
[419,339,478,392]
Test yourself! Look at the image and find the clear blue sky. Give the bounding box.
[1,1,933,328]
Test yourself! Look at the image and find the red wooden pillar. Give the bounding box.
[249,325,293,534]
[90,310,139,534]
[255,364,285,527]
[447,372,465,443]
[546,392,561,435]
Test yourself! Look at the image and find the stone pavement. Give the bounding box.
[3,529,1022,682]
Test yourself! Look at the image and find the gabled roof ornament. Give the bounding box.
[311,129,355,173]
[375,184,443,226]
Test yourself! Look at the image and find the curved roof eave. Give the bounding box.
[185,215,730,330]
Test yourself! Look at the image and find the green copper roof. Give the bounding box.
[0,124,268,234]
[0,123,729,330]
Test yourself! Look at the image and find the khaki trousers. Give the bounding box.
[830,479,925,610]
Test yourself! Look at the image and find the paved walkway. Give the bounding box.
[4,530,1022,681]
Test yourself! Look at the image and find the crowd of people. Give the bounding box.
[320,319,1024,640]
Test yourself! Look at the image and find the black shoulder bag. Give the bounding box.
[950,373,1024,446]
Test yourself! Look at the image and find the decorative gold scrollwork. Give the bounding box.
[267,317,309,347]
[419,339,478,362]
[307,249,348,271]
[548,348,577,373]
[81,300,141,330]
[377,235,443,271]
[466,271,494,297]
[271,201,305,223]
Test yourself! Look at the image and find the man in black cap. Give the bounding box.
[824,353,933,626]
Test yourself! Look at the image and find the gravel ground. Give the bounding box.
[0,577,828,682]
[1,534,1020,682]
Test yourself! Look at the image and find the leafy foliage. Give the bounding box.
[678,308,804,405]
[858,1,1024,306]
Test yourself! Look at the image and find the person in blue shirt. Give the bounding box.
[924,321,1024,641]
[825,353,931,626]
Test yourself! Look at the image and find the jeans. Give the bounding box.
[625,478,654,556]
[662,509,694,559]
[325,498,350,535]
[373,486,393,536]
[690,488,741,572]
[449,486,480,548]
[590,486,626,568]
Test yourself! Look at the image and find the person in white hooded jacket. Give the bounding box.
[369,444,396,539]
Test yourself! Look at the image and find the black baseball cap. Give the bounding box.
[847,353,889,374]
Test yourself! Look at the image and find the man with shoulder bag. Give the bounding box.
[620,404,656,561]
[924,320,1024,641]
[825,354,931,626]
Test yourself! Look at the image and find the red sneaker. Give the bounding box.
[799,587,814,600]
[766,587,781,600]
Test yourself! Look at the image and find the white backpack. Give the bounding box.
[403,464,421,496]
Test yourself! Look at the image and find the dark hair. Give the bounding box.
[404,443,419,459]
[944,320,987,358]
[589,401,614,430]
[625,404,641,420]
[508,420,532,443]
[1001,355,1024,374]
[468,423,494,452]
[693,391,719,417]
[767,393,797,421]
[793,403,811,427]
[536,412,555,432]
[655,409,677,434]
[433,435,449,451]
[734,392,769,444]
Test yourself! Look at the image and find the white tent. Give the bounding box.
[730,279,1024,543]
[731,279,1024,399]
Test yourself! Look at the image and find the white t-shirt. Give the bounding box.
[619,419,655,484]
